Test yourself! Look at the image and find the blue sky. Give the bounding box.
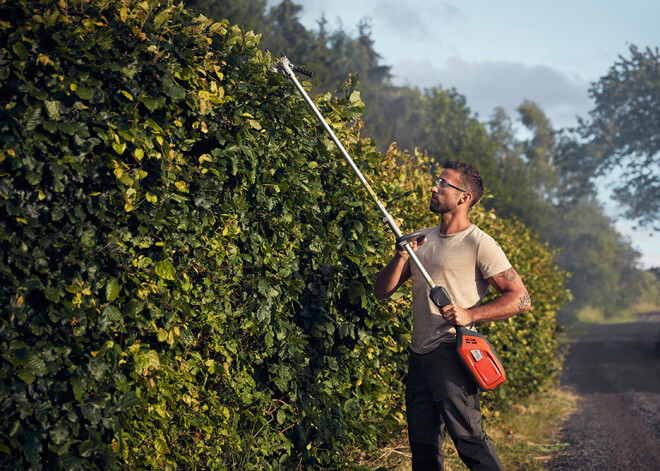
[266,0,660,267]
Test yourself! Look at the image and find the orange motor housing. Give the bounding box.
[429,286,507,392]
[456,326,506,391]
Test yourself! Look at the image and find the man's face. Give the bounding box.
[430,169,465,214]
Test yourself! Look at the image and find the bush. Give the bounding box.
[0,0,569,468]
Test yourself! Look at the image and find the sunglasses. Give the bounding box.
[435,177,466,192]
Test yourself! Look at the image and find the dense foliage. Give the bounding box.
[1,0,567,468]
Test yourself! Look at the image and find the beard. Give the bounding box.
[430,196,457,214]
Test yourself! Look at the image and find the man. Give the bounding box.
[374,161,531,470]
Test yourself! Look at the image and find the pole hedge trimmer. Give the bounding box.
[272,56,505,391]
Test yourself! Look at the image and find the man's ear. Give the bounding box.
[459,191,473,206]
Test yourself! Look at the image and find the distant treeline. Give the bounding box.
[186,0,660,320]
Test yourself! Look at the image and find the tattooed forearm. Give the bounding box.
[518,290,531,313]
[498,268,516,283]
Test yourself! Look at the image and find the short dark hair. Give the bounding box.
[443,161,484,206]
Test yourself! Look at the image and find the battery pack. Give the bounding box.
[456,326,506,391]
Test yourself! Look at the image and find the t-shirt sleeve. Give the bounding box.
[477,235,512,279]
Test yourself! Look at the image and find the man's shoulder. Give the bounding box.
[468,224,503,249]
[465,224,491,241]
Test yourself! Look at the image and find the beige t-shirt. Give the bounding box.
[409,224,511,354]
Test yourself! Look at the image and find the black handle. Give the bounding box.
[429,285,451,308]
[292,65,313,77]
[395,229,427,249]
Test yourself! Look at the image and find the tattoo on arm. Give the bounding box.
[518,290,531,313]
[498,268,516,283]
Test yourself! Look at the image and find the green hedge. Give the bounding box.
[0,0,570,469]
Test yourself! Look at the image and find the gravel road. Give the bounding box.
[546,312,660,470]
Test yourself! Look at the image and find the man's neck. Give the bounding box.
[439,212,471,235]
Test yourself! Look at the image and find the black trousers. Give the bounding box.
[406,343,504,471]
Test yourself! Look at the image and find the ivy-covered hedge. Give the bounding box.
[0,0,569,469]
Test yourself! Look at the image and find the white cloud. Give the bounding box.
[372,1,467,41]
[390,56,593,129]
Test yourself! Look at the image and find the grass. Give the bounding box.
[360,385,578,470]
[472,387,578,471]
[559,302,660,343]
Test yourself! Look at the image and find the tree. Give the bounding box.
[485,104,657,320]
[518,101,559,202]
[579,45,660,229]
[552,197,643,319]
[484,103,558,233]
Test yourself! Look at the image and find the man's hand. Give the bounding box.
[440,303,473,326]
[396,235,426,258]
